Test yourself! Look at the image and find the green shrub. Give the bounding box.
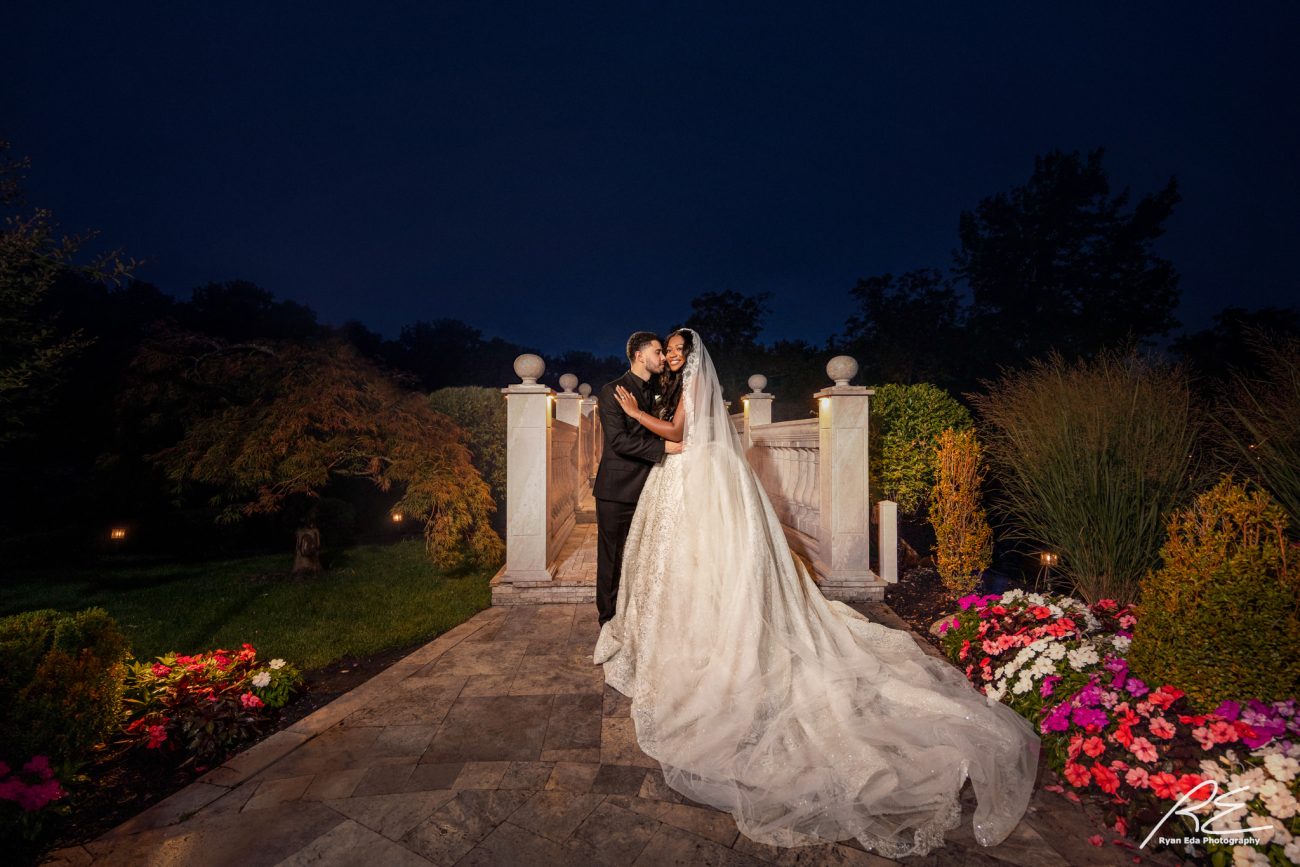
[871,383,972,515]
[428,386,506,512]
[1128,477,1300,712]
[0,608,129,769]
[970,350,1202,604]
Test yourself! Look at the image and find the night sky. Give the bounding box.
[5,3,1298,358]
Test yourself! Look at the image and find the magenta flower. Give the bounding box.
[1040,675,1061,698]
[1213,699,1241,722]
[1072,707,1109,729]
[1124,677,1149,698]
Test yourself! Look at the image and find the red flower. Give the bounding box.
[1176,774,1205,796]
[240,692,264,710]
[958,640,970,661]
[146,725,168,749]
[1029,605,1053,620]
[1149,686,1184,710]
[1068,734,1084,760]
[151,663,172,678]
[1082,736,1106,758]
[1091,762,1120,794]
[1113,724,1134,749]
[1149,772,1180,800]
[1065,762,1091,787]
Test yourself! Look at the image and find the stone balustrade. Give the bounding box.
[492,353,897,605]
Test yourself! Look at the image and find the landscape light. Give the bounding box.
[110,527,127,540]
[1039,552,1058,567]
[391,512,404,523]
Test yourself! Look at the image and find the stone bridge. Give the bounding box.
[490,354,898,606]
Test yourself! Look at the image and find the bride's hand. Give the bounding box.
[614,385,640,418]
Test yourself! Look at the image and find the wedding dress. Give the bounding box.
[593,329,1041,859]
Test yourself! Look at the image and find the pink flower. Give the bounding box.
[1129,737,1158,763]
[1148,717,1175,739]
[1191,726,1216,751]
[1124,767,1150,789]
[1088,834,1104,846]
[151,663,172,678]
[1115,816,1128,836]
[22,755,52,777]
[1208,720,1238,744]
[146,725,168,749]
[213,654,231,670]
[240,692,264,710]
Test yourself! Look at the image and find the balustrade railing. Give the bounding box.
[496,354,895,605]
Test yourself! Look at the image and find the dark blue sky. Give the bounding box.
[5,3,1297,357]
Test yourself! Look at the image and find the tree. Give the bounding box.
[838,269,966,389]
[0,140,134,447]
[132,330,502,570]
[955,148,1181,373]
[182,280,321,341]
[1171,306,1300,383]
[684,290,771,401]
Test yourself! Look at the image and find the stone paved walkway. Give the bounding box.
[47,603,1188,867]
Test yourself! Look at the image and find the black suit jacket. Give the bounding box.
[592,371,666,504]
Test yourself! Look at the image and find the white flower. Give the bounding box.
[1002,589,1024,602]
[1231,844,1268,866]
[1286,839,1300,864]
[1111,635,1131,653]
[1066,644,1099,671]
[252,672,271,688]
[1264,752,1299,783]
[269,659,286,670]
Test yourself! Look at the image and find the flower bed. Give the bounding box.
[938,589,1300,866]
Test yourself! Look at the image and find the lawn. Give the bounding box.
[0,541,498,670]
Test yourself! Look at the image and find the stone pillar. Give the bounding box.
[742,374,772,450]
[814,355,878,600]
[579,383,597,484]
[501,354,554,583]
[554,373,582,427]
[879,500,898,583]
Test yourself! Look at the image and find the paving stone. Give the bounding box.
[567,797,663,865]
[407,761,464,789]
[99,780,231,836]
[457,820,571,866]
[600,716,660,769]
[400,817,478,866]
[250,727,384,779]
[638,768,690,805]
[300,768,369,801]
[591,763,649,795]
[324,790,457,841]
[499,760,555,790]
[417,638,532,678]
[423,694,554,762]
[41,845,92,866]
[603,684,634,717]
[545,692,603,752]
[349,759,418,797]
[461,674,514,696]
[275,818,433,866]
[510,648,606,695]
[609,795,740,846]
[545,761,602,793]
[409,788,535,843]
[632,822,766,867]
[542,746,602,763]
[732,834,900,865]
[245,775,315,811]
[508,790,607,843]
[453,761,512,789]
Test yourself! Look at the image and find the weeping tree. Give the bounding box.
[970,349,1204,604]
[130,329,503,572]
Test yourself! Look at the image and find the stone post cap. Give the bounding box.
[747,374,768,393]
[513,354,545,385]
[826,355,859,386]
[578,383,592,397]
[559,373,578,393]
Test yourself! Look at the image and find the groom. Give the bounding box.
[593,331,683,625]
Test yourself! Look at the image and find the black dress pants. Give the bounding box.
[595,497,638,625]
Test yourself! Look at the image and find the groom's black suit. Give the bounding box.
[593,370,665,625]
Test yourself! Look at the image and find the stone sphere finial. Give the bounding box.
[559,373,578,393]
[826,355,859,386]
[513,354,545,385]
[578,383,592,398]
[747,374,767,393]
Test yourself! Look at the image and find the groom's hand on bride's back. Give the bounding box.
[665,441,683,454]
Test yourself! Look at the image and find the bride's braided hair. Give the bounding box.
[653,328,694,421]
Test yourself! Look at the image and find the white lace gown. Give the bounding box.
[593,334,1039,860]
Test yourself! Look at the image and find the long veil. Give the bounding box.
[630,328,1040,858]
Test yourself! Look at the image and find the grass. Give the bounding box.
[0,540,498,671]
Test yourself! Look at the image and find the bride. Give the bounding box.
[593,327,1041,859]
